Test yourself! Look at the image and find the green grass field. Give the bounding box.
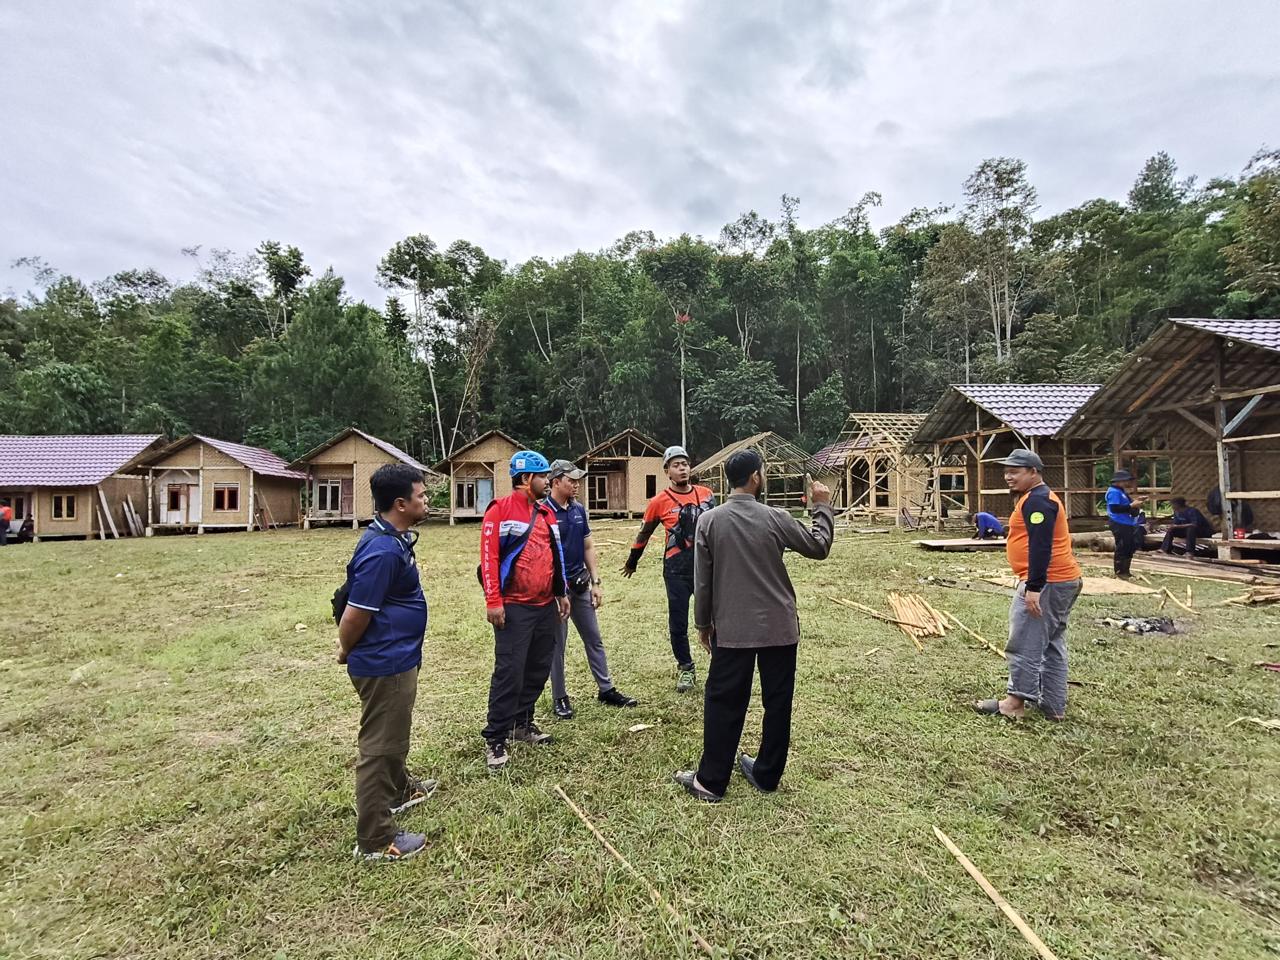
[1,524,1277,959]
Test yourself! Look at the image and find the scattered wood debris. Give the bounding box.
[1217,586,1280,607]
[1225,716,1280,732]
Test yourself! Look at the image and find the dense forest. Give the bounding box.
[2,151,1278,465]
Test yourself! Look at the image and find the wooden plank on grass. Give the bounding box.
[915,538,1005,552]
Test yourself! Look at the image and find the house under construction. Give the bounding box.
[693,432,818,510]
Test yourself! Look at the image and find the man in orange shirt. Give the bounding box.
[0,502,11,547]
[975,449,1083,721]
[621,445,715,692]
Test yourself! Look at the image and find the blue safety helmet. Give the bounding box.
[509,449,551,477]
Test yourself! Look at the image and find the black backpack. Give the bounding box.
[332,523,415,624]
[666,489,709,553]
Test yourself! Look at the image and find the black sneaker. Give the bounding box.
[598,687,638,707]
[553,696,575,719]
[512,722,554,746]
[485,739,509,771]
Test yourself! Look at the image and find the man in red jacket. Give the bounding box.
[480,450,570,771]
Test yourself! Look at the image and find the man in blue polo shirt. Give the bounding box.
[544,459,637,719]
[337,463,435,862]
[1105,469,1145,580]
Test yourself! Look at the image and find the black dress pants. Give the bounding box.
[696,642,797,797]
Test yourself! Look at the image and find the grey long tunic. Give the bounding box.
[692,493,834,648]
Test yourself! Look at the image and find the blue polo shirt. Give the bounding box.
[974,512,1005,538]
[345,517,428,678]
[1105,485,1139,526]
[545,496,590,577]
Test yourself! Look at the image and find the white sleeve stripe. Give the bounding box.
[347,601,380,611]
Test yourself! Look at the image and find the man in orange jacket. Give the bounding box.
[975,449,1083,722]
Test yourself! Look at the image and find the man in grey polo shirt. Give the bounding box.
[674,449,834,802]
[544,459,638,718]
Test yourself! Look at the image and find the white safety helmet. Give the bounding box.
[663,445,690,468]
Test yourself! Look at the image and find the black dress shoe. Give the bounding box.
[553,696,574,720]
[598,687,638,707]
[738,754,775,793]
[673,770,721,803]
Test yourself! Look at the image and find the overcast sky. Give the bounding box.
[2,0,1278,305]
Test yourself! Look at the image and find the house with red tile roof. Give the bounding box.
[291,427,443,529]
[138,435,305,534]
[0,434,164,541]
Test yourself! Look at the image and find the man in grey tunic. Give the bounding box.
[674,449,834,802]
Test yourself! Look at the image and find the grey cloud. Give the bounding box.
[2,0,1278,304]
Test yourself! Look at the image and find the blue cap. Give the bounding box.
[510,450,551,477]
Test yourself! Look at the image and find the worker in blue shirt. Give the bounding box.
[336,463,435,862]
[973,511,1006,540]
[1105,469,1145,579]
[1162,497,1214,558]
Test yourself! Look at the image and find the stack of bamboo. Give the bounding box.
[1219,585,1280,607]
[887,592,949,650]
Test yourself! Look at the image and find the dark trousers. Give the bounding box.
[663,570,695,670]
[696,642,798,797]
[0,524,7,546]
[1110,521,1140,575]
[483,601,559,742]
[350,666,418,851]
[1162,526,1205,556]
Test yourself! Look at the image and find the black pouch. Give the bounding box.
[568,569,592,595]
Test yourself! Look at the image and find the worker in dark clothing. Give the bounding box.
[1208,485,1254,532]
[1105,469,1145,579]
[973,511,1005,540]
[1162,497,1214,558]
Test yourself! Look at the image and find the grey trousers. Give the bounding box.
[550,588,613,699]
[1006,579,1082,718]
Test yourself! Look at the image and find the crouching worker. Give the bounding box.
[973,511,1006,540]
[336,463,436,862]
[674,450,834,802]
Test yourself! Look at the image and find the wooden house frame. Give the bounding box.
[912,384,1107,531]
[0,434,164,542]
[1062,318,1280,560]
[812,413,966,526]
[141,435,305,535]
[578,429,666,517]
[432,430,520,524]
[693,432,819,510]
[293,427,442,529]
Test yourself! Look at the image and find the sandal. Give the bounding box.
[974,698,1020,719]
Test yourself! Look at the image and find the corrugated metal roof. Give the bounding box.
[1064,318,1280,439]
[291,427,434,475]
[196,436,307,480]
[913,384,1101,446]
[0,434,163,487]
[1173,318,1280,354]
[953,384,1101,435]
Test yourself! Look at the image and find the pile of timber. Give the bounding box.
[826,594,1006,659]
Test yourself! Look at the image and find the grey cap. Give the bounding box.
[548,459,586,481]
[663,445,690,467]
[997,449,1044,471]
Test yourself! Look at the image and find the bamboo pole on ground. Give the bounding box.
[932,827,1062,960]
[554,785,714,957]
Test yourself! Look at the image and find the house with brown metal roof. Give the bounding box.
[912,383,1104,528]
[292,427,443,529]
[432,429,522,524]
[0,434,164,541]
[138,435,305,535]
[578,429,666,517]
[1061,318,1280,559]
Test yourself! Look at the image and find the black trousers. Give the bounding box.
[482,601,559,742]
[696,642,797,797]
[663,570,695,670]
[1110,521,1140,575]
